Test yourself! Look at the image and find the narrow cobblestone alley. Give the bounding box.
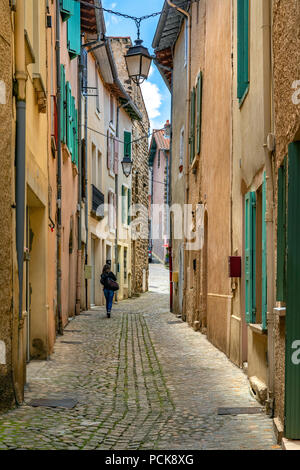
[0,264,278,450]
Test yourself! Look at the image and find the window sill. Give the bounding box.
[238,85,249,109]
[274,307,286,318]
[249,323,267,335]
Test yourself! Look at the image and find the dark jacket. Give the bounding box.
[100,272,117,290]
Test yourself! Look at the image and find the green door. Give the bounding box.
[285,141,300,439]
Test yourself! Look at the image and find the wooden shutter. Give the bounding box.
[128,188,131,226]
[66,82,72,152]
[107,130,111,170]
[122,185,126,225]
[190,87,196,163]
[262,173,267,330]
[60,65,66,143]
[277,160,287,302]
[67,0,81,59]
[124,131,132,158]
[285,142,300,439]
[114,138,119,175]
[237,0,249,101]
[196,72,202,155]
[73,108,78,166]
[245,191,256,324]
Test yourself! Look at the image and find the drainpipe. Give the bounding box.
[166,0,191,320]
[56,0,63,334]
[15,0,27,322]
[262,0,275,416]
[115,106,120,300]
[84,75,88,310]
[76,39,83,316]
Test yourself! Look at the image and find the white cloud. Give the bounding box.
[141,80,163,129]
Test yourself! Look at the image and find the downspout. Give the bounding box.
[76,38,83,316]
[84,71,88,310]
[56,0,63,334]
[262,0,275,416]
[169,67,174,313]
[166,0,191,320]
[15,0,27,322]
[115,105,120,300]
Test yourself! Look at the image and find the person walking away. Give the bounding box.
[101,264,118,318]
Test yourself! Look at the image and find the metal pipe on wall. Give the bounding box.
[56,0,63,334]
[15,0,27,322]
[76,39,83,316]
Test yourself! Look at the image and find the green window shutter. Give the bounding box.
[245,191,256,324]
[60,0,74,21]
[237,0,249,101]
[122,185,126,225]
[67,0,81,59]
[196,72,203,155]
[190,87,196,163]
[66,82,72,152]
[277,160,287,302]
[60,65,66,143]
[74,108,78,166]
[128,188,131,226]
[262,172,267,330]
[285,142,300,439]
[124,131,131,159]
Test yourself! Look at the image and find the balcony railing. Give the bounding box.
[91,184,104,218]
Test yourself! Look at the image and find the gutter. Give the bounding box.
[105,38,143,121]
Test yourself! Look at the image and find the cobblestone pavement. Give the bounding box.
[0,264,279,450]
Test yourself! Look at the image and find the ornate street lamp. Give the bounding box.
[121,155,133,177]
[125,39,152,86]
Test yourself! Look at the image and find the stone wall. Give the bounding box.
[272,0,300,427]
[0,1,20,410]
[110,38,150,295]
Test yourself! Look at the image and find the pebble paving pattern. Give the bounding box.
[0,265,279,450]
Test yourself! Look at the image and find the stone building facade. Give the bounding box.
[110,37,150,296]
[272,0,300,441]
[0,0,22,411]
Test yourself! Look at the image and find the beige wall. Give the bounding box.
[231,0,271,381]
[171,24,186,315]
[60,15,78,325]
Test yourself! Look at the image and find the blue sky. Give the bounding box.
[102,0,171,130]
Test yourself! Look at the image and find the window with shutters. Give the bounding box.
[277,159,287,303]
[237,0,249,103]
[107,130,115,176]
[196,72,203,155]
[122,185,129,226]
[95,62,100,115]
[60,65,66,143]
[244,175,267,329]
[128,188,131,226]
[67,0,81,59]
[189,87,196,163]
[60,0,74,22]
[124,131,132,159]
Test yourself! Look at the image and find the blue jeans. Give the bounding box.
[104,289,114,313]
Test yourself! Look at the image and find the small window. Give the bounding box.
[237,0,249,102]
[95,63,100,114]
[110,95,115,125]
[180,127,184,168]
